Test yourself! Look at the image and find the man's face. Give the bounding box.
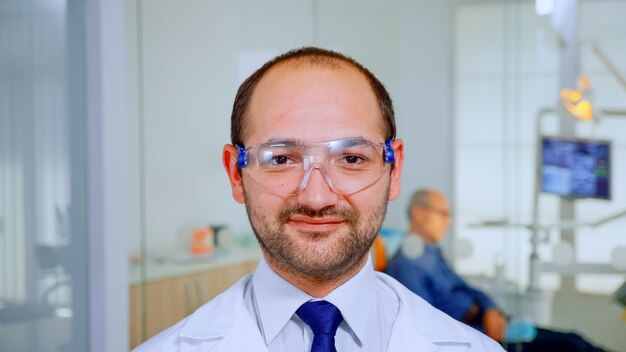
[223,62,404,280]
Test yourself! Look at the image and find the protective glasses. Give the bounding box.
[236,137,395,197]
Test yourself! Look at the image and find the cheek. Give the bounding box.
[439,222,449,235]
[243,182,268,206]
[243,181,280,210]
[431,220,443,234]
[346,185,388,220]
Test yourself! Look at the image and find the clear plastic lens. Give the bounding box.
[242,138,390,196]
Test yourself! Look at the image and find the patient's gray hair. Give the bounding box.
[407,188,435,219]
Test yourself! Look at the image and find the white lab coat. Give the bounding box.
[133,272,504,352]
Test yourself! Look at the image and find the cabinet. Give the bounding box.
[129,249,259,349]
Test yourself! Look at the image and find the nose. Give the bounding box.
[297,167,339,210]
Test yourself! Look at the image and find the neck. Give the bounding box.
[264,253,368,298]
[409,227,437,245]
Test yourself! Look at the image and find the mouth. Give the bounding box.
[288,214,345,232]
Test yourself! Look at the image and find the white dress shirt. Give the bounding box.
[246,254,398,351]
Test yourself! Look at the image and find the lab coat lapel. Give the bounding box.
[379,272,482,351]
[387,304,441,352]
[176,275,268,352]
[210,305,268,352]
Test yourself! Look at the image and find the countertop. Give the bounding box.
[129,244,261,285]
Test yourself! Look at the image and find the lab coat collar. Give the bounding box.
[171,267,481,352]
[177,274,268,350]
[378,272,475,351]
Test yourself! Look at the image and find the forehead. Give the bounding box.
[244,61,384,145]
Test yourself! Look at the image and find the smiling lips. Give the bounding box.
[288,214,344,232]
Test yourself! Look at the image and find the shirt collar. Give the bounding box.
[406,232,438,251]
[324,255,377,345]
[252,254,377,346]
[424,243,439,252]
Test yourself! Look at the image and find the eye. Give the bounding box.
[271,155,290,165]
[344,155,364,164]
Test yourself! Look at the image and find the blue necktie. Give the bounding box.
[296,300,344,352]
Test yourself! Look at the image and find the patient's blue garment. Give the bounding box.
[385,243,496,333]
[386,239,610,352]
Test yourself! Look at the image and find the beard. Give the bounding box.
[243,186,390,280]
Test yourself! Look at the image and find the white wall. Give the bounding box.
[453,0,561,285]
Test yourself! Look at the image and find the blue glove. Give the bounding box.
[506,320,537,343]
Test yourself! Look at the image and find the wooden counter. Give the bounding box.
[129,246,261,349]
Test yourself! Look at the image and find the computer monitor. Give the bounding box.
[540,136,611,200]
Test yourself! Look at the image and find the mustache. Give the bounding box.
[277,203,358,223]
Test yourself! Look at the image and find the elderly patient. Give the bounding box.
[386,188,611,352]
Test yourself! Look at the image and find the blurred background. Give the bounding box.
[1,0,625,351]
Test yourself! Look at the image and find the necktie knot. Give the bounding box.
[296,300,343,352]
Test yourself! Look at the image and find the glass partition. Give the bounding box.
[129,0,626,350]
[0,0,88,351]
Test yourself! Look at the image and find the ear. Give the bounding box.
[388,139,404,201]
[411,205,422,223]
[223,144,245,204]
[410,206,428,233]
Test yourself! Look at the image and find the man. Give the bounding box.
[133,47,503,351]
[386,188,609,352]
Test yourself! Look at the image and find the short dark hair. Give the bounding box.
[230,46,396,146]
